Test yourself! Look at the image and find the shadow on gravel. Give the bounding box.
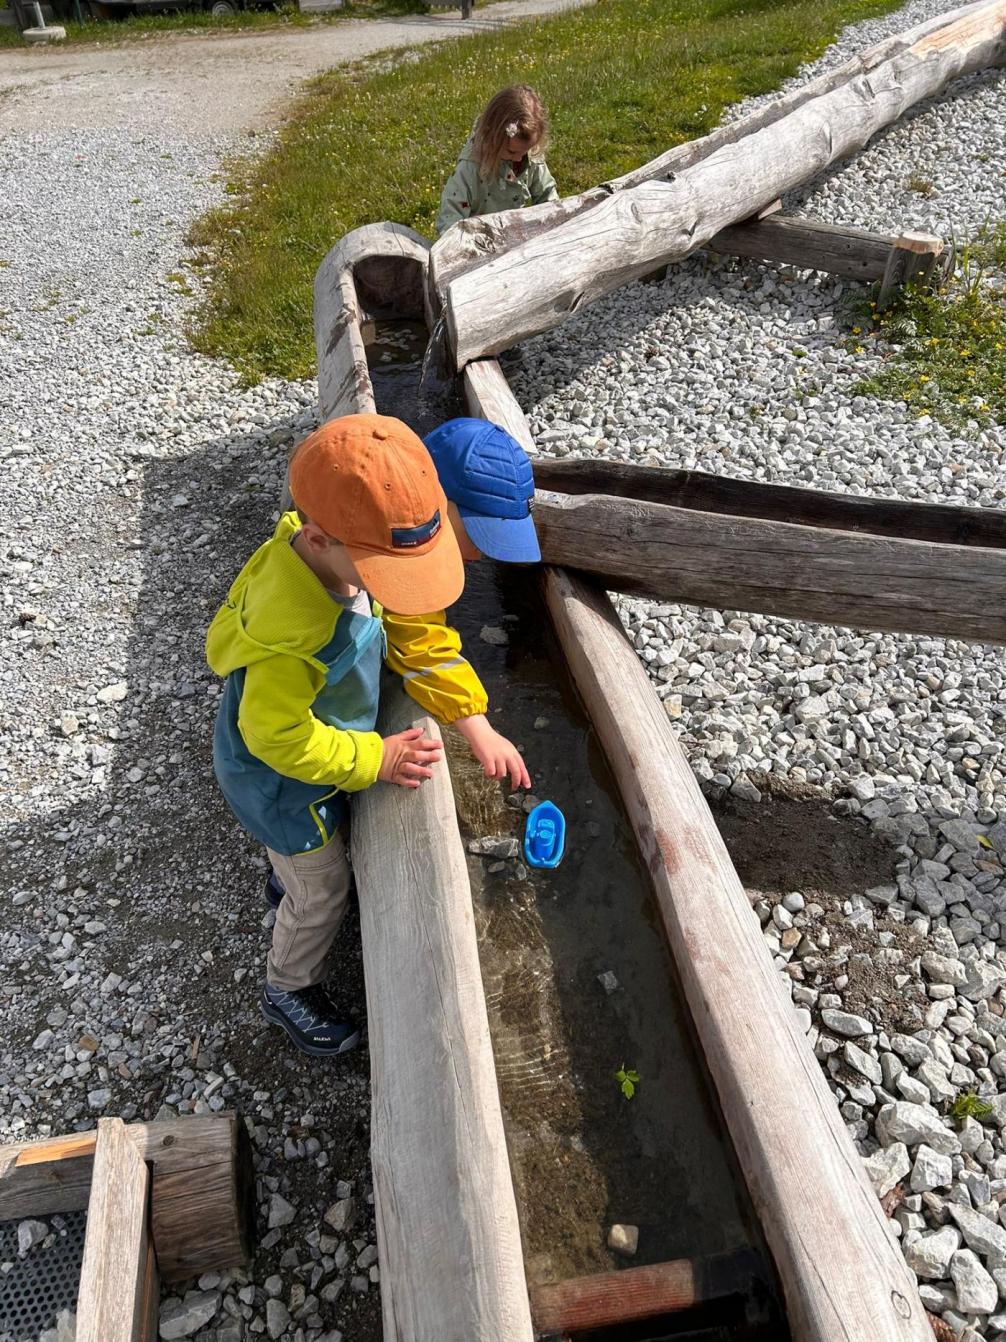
[0,410,383,1339]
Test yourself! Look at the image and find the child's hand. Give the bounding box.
[379,727,443,789]
[454,715,531,791]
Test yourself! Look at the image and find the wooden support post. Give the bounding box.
[530,1248,768,1336]
[354,687,534,1342]
[76,1118,155,1342]
[877,231,949,309]
[708,215,949,283]
[313,227,534,1342]
[526,468,1006,644]
[0,1114,255,1283]
[439,0,1006,365]
[462,358,931,1342]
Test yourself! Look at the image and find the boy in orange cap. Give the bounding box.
[207,414,528,1057]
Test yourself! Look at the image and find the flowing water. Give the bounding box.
[366,322,782,1318]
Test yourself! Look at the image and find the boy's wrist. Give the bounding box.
[453,713,490,742]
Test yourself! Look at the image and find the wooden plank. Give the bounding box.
[539,568,931,1342]
[708,215,912,281]
[313,230,534,1342]
[530,1248,768,1334]
[529,458,1006,548]
[76,1118,151,1342]
[440,0,1006,364]
[529,488,1006,644]
[429,0,1005,296]
[354,687,534,1342]
[878,231,950,309]
[0,1115,254,1280]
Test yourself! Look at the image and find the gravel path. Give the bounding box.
[0,0,587,137]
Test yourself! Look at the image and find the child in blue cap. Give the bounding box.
[423,418,541,565]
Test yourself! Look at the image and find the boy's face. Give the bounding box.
[501,134,533,164]
[447,502,482,563]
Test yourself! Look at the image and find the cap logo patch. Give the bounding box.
[391,511,441,549]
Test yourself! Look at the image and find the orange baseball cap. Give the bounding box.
[288,414,464,616]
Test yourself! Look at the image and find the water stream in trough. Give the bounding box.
[366,321,784,1316]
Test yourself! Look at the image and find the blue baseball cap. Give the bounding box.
[423,418,541,564]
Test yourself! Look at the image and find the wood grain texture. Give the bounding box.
[441,0,1006,363]
[529,1248,768,1334]
[314,233,533,1342]
[354,687,534,1342]
[76,1118,152,1342]
[530,489,1006,643]
[540,568,930,1342]
[429,0,1005,296]
[0,1115,254,1280]
[707,215,947,281]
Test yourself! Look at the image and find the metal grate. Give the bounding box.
[0,1212,87,1342]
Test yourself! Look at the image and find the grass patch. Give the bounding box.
[0,0,423,49]
[187,0,909,383]
[853,232,1006,430]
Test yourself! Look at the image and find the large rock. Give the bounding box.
[844,1041,882,1085]
[904,1226,961,1279]
[962,960,1006,1002]
[863,1142,910,1197]
[891,1034,932,1067]
[951,1249,1000,1314]
[876,1102,962,1155]
[910,1144,953,1193]
[820,1007,872,1039]
[950,1204,1006,1267]
[920,951,967,988]
[159,1292,221,1340]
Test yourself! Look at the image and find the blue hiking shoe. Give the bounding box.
[260,983,360,1057]
[263,872,285,911]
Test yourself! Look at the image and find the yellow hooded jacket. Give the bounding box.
[207,513,487,856]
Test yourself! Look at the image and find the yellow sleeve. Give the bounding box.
[238,655,383,792]
[383,610,489,724]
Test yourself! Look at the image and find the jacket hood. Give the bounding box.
[206,513,341,678]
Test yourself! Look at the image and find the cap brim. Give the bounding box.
[350,537,465,616]
[460,507,541,564]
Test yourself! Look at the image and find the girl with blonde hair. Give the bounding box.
[436,85,559,236]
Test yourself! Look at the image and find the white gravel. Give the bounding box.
[513,4,1006,819]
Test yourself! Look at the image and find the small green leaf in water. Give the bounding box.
[615,1065,641,1100]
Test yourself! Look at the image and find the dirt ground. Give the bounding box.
[0,0,589,138]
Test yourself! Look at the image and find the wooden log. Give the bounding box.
[441,0,1006,364]
[539,568,930,1342]
[461,357,929,1342]
[354,686,534,1342]
[707,215,949,282]
[878,230,950,308]
[429,0,1003,296]
[314,230,533,1342]
[530,457,1006,547]
[529,485,1006,644]
[76,1118,154,1342]
[529,1248,768,1335]
[0,1114,254,1282]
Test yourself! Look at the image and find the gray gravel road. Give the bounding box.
[0,0,588,137]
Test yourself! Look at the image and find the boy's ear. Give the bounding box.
[300,519,334,553]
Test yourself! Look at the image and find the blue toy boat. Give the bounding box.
[524,801,566,869]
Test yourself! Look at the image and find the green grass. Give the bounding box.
[187,0,909,383]
[0,0,423,48]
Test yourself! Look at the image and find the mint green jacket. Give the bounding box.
[436,136,559,236]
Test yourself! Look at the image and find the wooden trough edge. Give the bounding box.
[460,359,932,1341]
[312,225,534,1342]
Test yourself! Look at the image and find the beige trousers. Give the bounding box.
[265,826,352,991]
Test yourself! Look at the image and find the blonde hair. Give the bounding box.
[472,85,550,181]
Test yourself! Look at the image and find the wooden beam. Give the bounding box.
[76,1118,154,1342]
[528,477,1006,644]
[440,0,1006,365]
[707,215,949,283]
[429,0,1004,297]
[539,568,931,1342]
[878,231,950,309]
[462,359,930,1342]
[313,228,534,1342]
[530,1248,769,1335]
[0,1114,254,1282]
